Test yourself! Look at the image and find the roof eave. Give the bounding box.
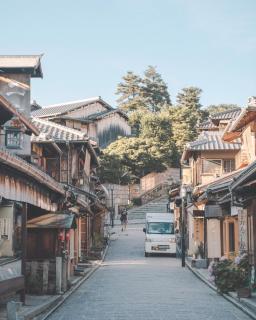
[0,95,40,135]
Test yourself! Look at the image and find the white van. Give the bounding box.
[143,213,176,257]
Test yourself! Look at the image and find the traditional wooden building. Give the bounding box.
[0,55,105,299]
[221,97,256,271]
[0,55,73,300]
[31,117,106,263]
[180,109,242,261]
[32,97,131,148]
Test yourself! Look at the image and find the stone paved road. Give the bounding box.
[48,225,251,320]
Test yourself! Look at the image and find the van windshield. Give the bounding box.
[147,222,174,235]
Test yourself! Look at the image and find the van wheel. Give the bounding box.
[145,252,149,257]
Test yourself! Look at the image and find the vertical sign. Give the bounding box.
[238,208,248,254]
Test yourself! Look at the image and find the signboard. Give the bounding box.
[238,209,248,254]
[231,206,243,217]
[193,210,204,218]
[205,204,222,218]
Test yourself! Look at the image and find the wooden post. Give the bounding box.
[203,217,207,259]
[20,202,27,304]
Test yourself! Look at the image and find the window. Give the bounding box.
[223,159,235,173]
[202,159,235,175]
[229,222,235,252]
[0,218,11,240]
[60,156,68,183]
[5,129,23,149]
[202,159,221,175]
[147,222,174,235]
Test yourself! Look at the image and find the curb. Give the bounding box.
[186,261,256,320]
[19,295,62,320]
[40,243,110,320]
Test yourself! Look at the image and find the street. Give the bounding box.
[48,224,251,320]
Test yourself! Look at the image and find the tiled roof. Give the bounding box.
[31,118,99,164]
[86,109,128,120]
[0,147,65,195]
[231,160,256,190]
[32,97,112,118]
[187,131,241,151]
[0,55,43,78]
[210,108,241,122]
[194,168,244,195]
[31,118,87,142]
[198,120,218,131]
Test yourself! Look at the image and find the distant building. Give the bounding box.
[32,97,131,148]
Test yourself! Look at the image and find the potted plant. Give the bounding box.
[211,257,237,293]
[234,254,251,299]
[209,254,251,297]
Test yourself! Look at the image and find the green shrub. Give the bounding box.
[210,254,250,293]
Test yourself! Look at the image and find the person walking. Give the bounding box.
[120,209,128,231]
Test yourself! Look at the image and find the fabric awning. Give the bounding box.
[27,213,76,229]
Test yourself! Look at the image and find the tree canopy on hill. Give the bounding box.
[99,67,240,183]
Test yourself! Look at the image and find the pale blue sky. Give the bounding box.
[1,0,256,108]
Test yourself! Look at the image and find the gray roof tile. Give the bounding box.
[210,108,241,121]
[31,118,87,142]
[32,97,112,118]
[187,131,241,151]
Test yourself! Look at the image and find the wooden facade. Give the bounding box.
[0,56,107,301]
[179,110,243,261]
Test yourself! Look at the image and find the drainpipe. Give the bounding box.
[67,142,70,185]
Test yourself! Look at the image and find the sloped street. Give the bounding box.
[48,224,251,320]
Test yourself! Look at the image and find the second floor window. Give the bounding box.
[5,129,23,149]
[201,158,235,176]
[223,159,235,173]
[202,159,221,175]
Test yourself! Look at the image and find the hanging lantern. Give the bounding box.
[65,230,70,242]
[58,230,65,242]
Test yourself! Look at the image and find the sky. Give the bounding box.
[1,0,256,108]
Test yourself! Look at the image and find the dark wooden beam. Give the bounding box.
[20,203,27,304]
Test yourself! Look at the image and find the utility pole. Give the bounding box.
[110,186,114,227]
[21,202,27,304]
[180,186,186,268]
[181,196,186,267]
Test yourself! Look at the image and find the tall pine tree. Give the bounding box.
[171,87,204,152]
[116,71,145,113]
[142,66,171,112]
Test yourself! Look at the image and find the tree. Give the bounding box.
[100,135,178,180]
[116,66,171,114]
[100,108,179,181]
[116,71,145,113]
[171,87,204,152]
[141,66,171,112]
[98,154,125,184]
[128,109,150,136]
[205,104,240,116]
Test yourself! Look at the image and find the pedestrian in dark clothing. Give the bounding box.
[120,210,128,231]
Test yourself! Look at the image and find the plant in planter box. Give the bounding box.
[210,254,251,296]
[211,257,237,293]
[234,254,251,298]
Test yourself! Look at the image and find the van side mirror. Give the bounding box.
[143,228,146,233]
